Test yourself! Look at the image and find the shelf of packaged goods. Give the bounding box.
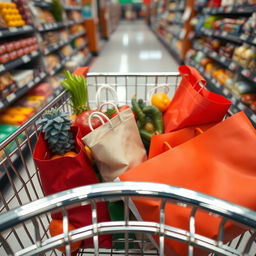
[64,5,81,11]
[43,39,70,55]
[154,30,182,64]
[48,62,64,76]
[166,19,183,26]
[0,25,34,39]
[202,5,256,15]
[193,44,256,84]
[186,58,256,127]
[69,30,86,41]
[0,71,47,112]
[157,24,181,40]
[73,42,88,54]
[33,0,51,9]
[66,19,85,26]
[169,8,184,12]
[0,50,40,75]
[200,27,242,44]
[37,22,66,32]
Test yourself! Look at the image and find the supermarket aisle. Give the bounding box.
[90,20,179,72]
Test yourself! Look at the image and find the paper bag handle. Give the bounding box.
[88,112,112,131]
[99,102,124,122]
[95,84,118,109]
[148,85,170,105]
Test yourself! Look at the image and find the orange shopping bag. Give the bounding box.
[120,111,256,255]
[149,122,218,159]
[163,65,232,132]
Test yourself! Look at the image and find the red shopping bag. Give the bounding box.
[33,126,112,249]
[164,65,232,132]
[149,122,218,159]
[120,111,256,255]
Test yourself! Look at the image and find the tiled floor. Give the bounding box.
[90,20,179,73]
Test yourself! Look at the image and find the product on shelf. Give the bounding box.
[0,2,25,27]
[60,44,73,57]
[70,24,84,34]
[67,10,82,21]
[0,72,17,97]
[233,44,256,70]
[30,6,55,26]
[12,0,33,25]
[44,54,60,73]
[0,36,38,64]
[11,70,33,88]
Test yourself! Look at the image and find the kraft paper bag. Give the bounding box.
[83,106,147,182]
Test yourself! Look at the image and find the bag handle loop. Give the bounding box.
[88,112,112,131]
[179,65,206,90]
[99,102,124,121]
[95,84,118,109]
[148,85,170,105]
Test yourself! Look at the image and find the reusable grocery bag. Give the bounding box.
[33,126,112,249]
[149,122,218,159]
[120,111,256,256]
[164,65,232,132]
[83,103,147,182]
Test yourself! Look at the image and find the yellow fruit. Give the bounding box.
[3,14,12,22]
[1,8,10,15]
[64,151,77,157]
[151,93,171,112]
[84,145,93,161]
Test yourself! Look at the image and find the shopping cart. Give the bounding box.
[0,73,255,256]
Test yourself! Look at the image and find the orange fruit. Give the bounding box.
[151,93,171,112]
[84,145,93,162]
[49,219,81,252]
[64,151,77,157]
[51,155,62,160]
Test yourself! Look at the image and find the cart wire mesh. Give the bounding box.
[0,73,255,256]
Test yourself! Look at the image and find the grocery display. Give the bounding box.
[184,0,256,127]
[150,0,195,63]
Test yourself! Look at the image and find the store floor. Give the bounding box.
[90,20,179,73]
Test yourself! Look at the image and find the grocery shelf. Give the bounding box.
[64,5,81,11]
[0,50,40,75]
[202,5,256,15]
[33,0,51,9]
[167,19,183,25]
[69,30,86,41]
[66,19,85,26]
[193,44,256,84]
[186,58,256,127]
[37,22,66,32]
[0,25,34,39]
[73,42,88,53]
[169,8,184,12]
[48,62,65,76]
[154,30,182,64]
[43,39,70,55]
[0,72,47,112]
[200,27,241,44]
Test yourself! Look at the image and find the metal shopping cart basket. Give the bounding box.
[0,72,255,256]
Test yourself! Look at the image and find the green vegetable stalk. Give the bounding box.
[61,71,90,115]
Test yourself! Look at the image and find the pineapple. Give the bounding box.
[38,108,75,156]
[61,71,90,115]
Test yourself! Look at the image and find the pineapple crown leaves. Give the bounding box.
[61,71,90,115]
[37,108,75,155]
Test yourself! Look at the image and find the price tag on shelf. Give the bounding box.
[199,66,204,73]
[229,62,237,71]
[251,114,256,124]
[211,52,218,58]
[6,93,15,103]
[28,81,33,88]
[240,34,249,41]
[56,64,61,69]
[31,51,38,57]
[223,88,229,95]
[231,96,237,103]
[54,44,58,49]
[215,82,221,88]
[0,64,4,72]
[237,102,245,111]
[253,37,256,45]
[22,55,30,63]
[35,77,40,83]
[211,78,216,84]
[253,76,256,82]
[9,27,18,32]
[222,31,228,37]
[23,25,30,30]
[0,101,4,109]
[226,6,232,12]
[241,69,251,78]
[40,72,45,78]
[220,56,226,63]
[0,31,2,37]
